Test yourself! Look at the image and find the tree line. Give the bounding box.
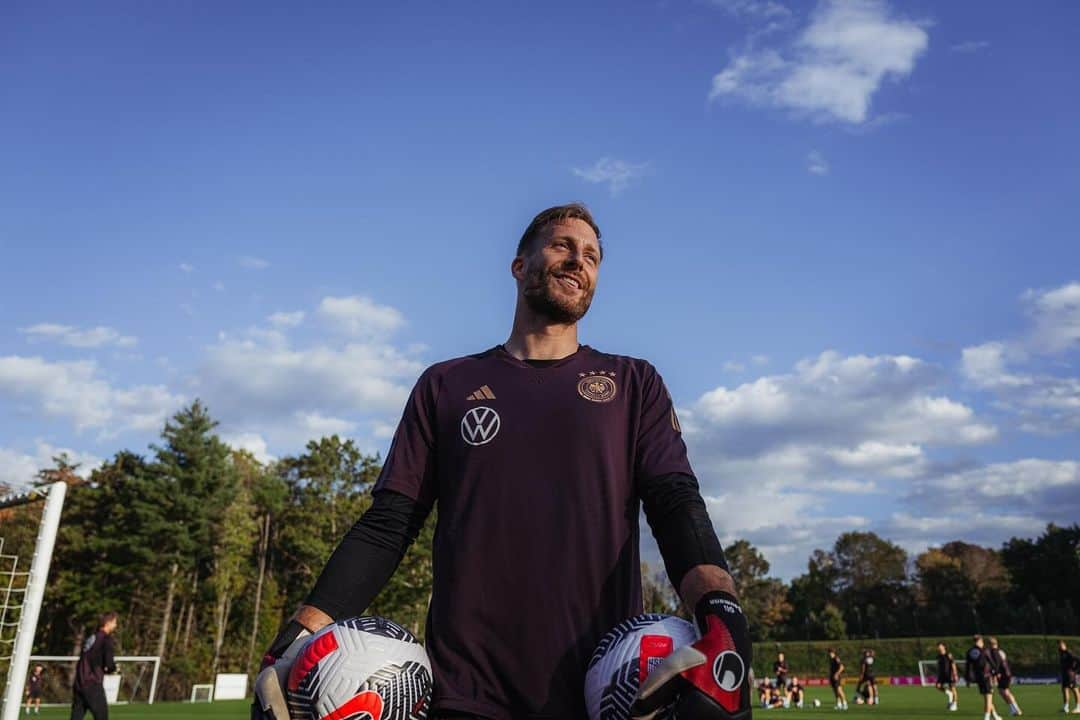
[644,525,1080,644]
[1,401,1077,699]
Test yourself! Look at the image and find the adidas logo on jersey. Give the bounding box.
[466,385,496,401]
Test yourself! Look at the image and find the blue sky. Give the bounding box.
[2,0,1078,579]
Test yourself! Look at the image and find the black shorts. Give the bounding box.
[1064,673,1078,690]
[830,679,841,690]
[976,677,993,695]
[937,674,952,686]
[997,675,1011,690]
[28,689,43,699]
[863,676,876,687]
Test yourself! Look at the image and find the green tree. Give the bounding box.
[724,540,792,640]
[274,436,381,612]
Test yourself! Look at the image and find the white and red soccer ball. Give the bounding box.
[585,613,698,720]
[286,616,432,720]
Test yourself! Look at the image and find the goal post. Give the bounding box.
[917,659,967,687]
[190,683,214,703]
[0,482,66,720]
[26,656,161,705]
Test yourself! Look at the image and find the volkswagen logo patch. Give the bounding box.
[460,406,501,446]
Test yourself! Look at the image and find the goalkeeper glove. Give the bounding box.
[631,591,753,720]
[251,619,312,720]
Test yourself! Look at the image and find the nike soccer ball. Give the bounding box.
[287,616,432,720]
[584,613,698,720]
[813,698,822,707]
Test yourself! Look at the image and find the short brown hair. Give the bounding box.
[99,611,117,628]
[516,203,602,258]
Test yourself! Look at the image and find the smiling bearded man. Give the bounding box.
[254,203,752,720]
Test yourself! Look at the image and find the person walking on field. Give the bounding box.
[987,637,1022,716]
[253,204,752,720]
[935,642,959,712]
[70,612,118,720]
[967,635,1001,720]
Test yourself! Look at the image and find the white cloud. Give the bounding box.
[573,158,649,197]
[0,441,103,492]
[709,0,929,124]
[961,282,1080,432]
[892,459,1080,546]
[752,354,770,366]
[807,149,830,175]
[0,355,184,434]
[951,40,989,53]
[221,432,276,465]
[20,323,137,349]
[1024,282,1080,355]
[689,350,995,454]
[239,255,270,270]
[708,0,792,20]
[296,411,357,437]
[318,296,405,337]
[677,349,1002,578]
[195,313,422,454]
[179,263,194,273]
[268,311,305,329]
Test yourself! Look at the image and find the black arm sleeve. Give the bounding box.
[102,635,116,674]
[639,472,728,591]
[305,489,430,620]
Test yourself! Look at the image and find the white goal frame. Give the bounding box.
[917,659,968,687]
[0,482,66,720]
[190,683,214,703]
[27,655,161,705]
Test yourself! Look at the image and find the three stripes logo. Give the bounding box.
[461,407,500,446]
[466,385,496,401]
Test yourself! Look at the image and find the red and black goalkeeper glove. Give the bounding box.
[252,620,312,720]
[631,591,753,720]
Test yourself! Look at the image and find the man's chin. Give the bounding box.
[524,294,591,325]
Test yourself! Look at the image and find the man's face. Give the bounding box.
[105,618,117,634]
[515,218,600,324]
[938,644,945,653]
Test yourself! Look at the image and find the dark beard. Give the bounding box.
[522,263,595,324]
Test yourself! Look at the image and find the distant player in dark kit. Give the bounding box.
[858,649,878,706]
[987,637,1022,716]
[829,648,848,710]
[24,664,45,715]
[935,642,958,711]
[254,204,752,720]
[966,635,1001,720]
[1060,639,1080,713]
[774,651,790,701]
[71,612,118,720]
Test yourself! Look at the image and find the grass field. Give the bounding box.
[15,685,1077,718]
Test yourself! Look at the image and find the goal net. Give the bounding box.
[26,656,161,705]
[0,482,65,720]
[190,683,214,703]
[917,659,968,687]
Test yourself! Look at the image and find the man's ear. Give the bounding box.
[511,256,526,281]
